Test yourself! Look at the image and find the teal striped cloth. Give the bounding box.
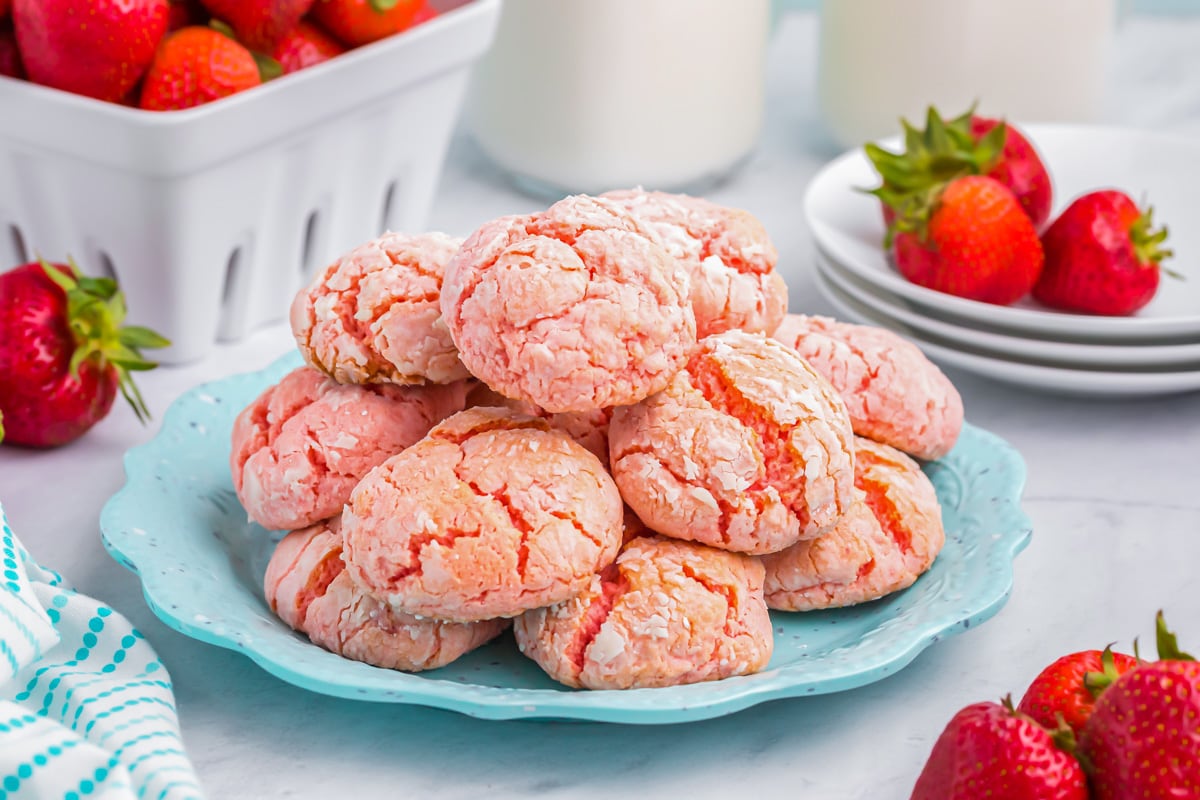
[0,502,203,799]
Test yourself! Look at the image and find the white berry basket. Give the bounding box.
[0,0,500,363]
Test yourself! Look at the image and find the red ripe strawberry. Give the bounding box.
[867,106,1054,231]
[271,20,346,74]
[911,698,1087,800]
[12,0,168,102]
[889,175,1045,305]
[0,262,169,448]
[0,24,23,79]
[167,0,209,32]
[1079,612,1200,799]
[311,0,422,46]
[199,0,314,51]
[969,116,1053,229]
[1018,646,1139,736]
[140,26,262,111]
[1033,190,1176,316]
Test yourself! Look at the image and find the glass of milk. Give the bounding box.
[817,0,1118,150]
[466,0,771,197]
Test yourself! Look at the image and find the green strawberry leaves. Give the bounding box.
[1156,610,1196,662]
[864,104,1008,247]
[40,259,170,424]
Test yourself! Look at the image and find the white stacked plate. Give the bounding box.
[803,124,1200,398]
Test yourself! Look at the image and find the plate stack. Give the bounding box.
[803,124,1200,398]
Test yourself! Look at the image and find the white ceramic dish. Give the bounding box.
[816,250,1200,371]
[0,0,501,364]
[804,124,1200,344]
[814,267,1200,398]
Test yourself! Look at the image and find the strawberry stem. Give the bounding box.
[1082,644,1123,698]
[1156,610,1196,661]
[862,105,1007,247]
[37,259,169,425]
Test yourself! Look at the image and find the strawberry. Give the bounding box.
[12,0,169,102]
[139,26,263,111]
[167,0,209,32]
[1079,612,1200,799]
[888,174,1044,305]
[0,24,23,79]
[1018,646,1139,736]
[271,20,346,74]
[198,0,314,51]
[0,0,9,20]
[1033,190,1176,316]
[0,262,169,449]
[311,0,422,46]
[867,106,1054,231]
[911,698,1088,800]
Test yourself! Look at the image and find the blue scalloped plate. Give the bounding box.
[100,352,1032,724]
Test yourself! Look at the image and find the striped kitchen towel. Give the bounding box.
[0,502,204,799]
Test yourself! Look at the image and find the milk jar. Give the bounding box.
[467,0,771,196]
[817,0,1118,149]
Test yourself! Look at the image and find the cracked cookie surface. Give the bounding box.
[264,521,507,671]
[341,407,625,621]
[514,535,773,689]
[609,330,856,555]
[230,366,469,531]
[762,437,945,610]
[602,189,787,338]
[291,231,470,385]
[772,314,963,460]
[440,195,696,413]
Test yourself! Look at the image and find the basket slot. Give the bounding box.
[96,250,118,283]
[301,208,323,282]
[379,180,399,236]
[6,224,28,265]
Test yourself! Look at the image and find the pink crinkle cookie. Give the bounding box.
[465,381,612,464]
[609,330,857,555]
[772,314,964,460]
[290,231,471,385]
[230,365,468,531]
[514,535,773,689]
[762,437,946,611]
[341,406,625,622]
[602,188,787,338]
[263,517,345,631]
[263,520,507,671]
[440,194,697,412]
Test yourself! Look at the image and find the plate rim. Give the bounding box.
[816,249,1200,370]
[814,264,1200,397]
[803,122,1200,343]
[99,353,1035,724]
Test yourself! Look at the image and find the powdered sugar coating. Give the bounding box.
[762,437,945,611]
[341,407,625,621]
[263,521,506,672]
[465,381,612,464]
[440,195,697,412]
[514,535,773,689]
[306,572,509,672]
[230,366,468,531]
[772,315,963,460]
[290,231,470,385]
[609,330,857,555]
[602,189,786,337]
[263,517,345,631]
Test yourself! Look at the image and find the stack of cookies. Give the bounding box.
[230,189,964,690]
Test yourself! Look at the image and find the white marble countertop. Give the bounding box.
[3,11,1200,800]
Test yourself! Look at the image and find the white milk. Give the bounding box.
[467,0,770,196]
[817,0,1118,149]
